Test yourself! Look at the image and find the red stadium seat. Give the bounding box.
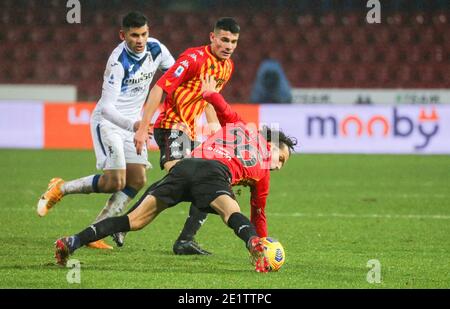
[302,28,323,47]
[319,13,337,27]
[29,27,50,43]
[325,27,346,45]
[405,45,426,63]
[395,65,414,86]
[349,28,369,45]
[386,13,406,26]
[336,45,354,64]
[289,48,311,64]
[427,44,446,63]
[418,27,437,45]
[415,64,436,86]
[341,13,360,27]
[373,26,393,45]
[358,46,378,63]
[296,14,315,28]
[372,65,392,87]
[395,27,416,45]
[312,46,331,63]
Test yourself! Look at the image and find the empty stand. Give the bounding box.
[0,2,448,102]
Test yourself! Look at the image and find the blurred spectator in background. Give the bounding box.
[250,59,292,104]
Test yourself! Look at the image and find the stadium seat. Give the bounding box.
[312,46,331,63]
[340,12,360,27]
[395,27,416,45]
[289,48,311,64]
[325,26,346,45]
[296,14,315,28]
[349,28,369,45]
[302,28,323,47]
[386,12,406,26]
[336,45,354,64]
[419,27,437,45]
[358,46,378,63]
[373,26,393,45]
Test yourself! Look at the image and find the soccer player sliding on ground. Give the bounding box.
[54,75,297,273]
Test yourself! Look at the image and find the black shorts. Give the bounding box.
[143,158,235,214]
[153,128,201,170]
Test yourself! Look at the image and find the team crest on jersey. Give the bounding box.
[174,65,185,77]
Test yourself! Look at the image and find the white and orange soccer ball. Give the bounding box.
[262,237,285,271]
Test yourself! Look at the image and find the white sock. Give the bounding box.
[61,175,97,195]
[93,191,132,224]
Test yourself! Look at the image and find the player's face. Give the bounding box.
[210,30,239,60]
[269,143,290,171]
[120,25,149,54]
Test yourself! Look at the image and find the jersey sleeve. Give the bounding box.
[97,59,135,131]
[156,53,198,95]
[250,172,270,238]
[202,92,242,126]
[158,42,175,72]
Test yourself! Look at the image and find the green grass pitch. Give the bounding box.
[0,149,449,288]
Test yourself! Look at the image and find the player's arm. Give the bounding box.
[134,85,164,154]
[249,174,270,238]
[201,75,241,126]
[204,103,221,134]
[134,53,197,154]
[98,61,137,132]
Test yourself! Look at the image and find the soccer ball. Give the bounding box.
[262,237,285,271]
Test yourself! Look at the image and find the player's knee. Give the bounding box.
[128,176,146,191]
[104,177,126,192]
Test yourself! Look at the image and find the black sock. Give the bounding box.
[177,204,208,241]
[76,216,131,247]
[227,212,257,247]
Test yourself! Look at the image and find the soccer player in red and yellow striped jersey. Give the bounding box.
[133,17,240,255]
[154,44,234,138]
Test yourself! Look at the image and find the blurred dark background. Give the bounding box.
[0,0,448,102]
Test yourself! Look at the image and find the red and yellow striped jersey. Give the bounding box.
[154,45,234,139]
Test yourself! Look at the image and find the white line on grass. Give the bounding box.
[269,212,450,220]
[22,207,450,220]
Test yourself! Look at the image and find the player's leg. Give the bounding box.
[108,130,150,247]
[110,163,147,247]
[209,195,269,273]
[55,194,168,266]
[173,205,210,255]
[85,127,129,249]
[156,130,210,255]
[55,161,190,265]
[36,125,127,217]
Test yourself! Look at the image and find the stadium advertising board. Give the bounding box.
[291,89,450,105]
[260,105,450,154]
[0,101,44,148]
[1,102,449,154]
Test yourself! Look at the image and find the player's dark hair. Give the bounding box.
[260,126,297,154]
[214,17,240,34]
[122,11,148,29]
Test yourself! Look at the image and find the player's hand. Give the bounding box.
[134,127,147,155]
[200,74,218,94]
[133,121,141,132]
